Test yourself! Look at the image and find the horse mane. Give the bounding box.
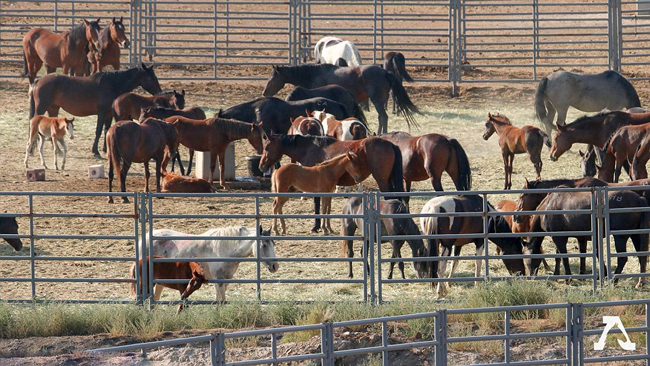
[92,67,141,90]
[203,226,257,256]
[280,64,339,80]
[69,22,89,47]
[568,110,615,128]
[489,114,511,125]
[212,118,254,136]
[526,178,574,189]
[278,134,337,148]
[285,86,307,101]
[315,153,349,167]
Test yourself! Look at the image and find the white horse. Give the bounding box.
[142,226,279,302]
[314,37,362,67]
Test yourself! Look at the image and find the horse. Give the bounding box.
[130,257,206,312]
[0,217,23,251]
[596,123,650,182]
[483,113,551,189]
[22,19,102,84]
[579,146,603,178]
[139,106,204,122]
[262,64,420,135]
[631,132,650,180]
[381,131,472,196]
[259,134,404,232]
[87,17,130,73]
[165,116,264,187]
[287,116,324,137]
[534,70,641,136]
[314,36,343,63]
[106,118,178,203]
[341,196,429,280]
[113,89,185,121]
[24,115,75,170]
[312,111,369,141]
[285,85,366,125]
[314,37,362,66]
[383,52,414,114]
[161,171,215,193]
[29,63,162,157]
[525,190,648,288]
[143,226,279,303]
[550,110,650,162]
[420,195,526,298]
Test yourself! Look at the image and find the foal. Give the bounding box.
[483,113,551,189]
[271,152,363,235]
[24,115,74,170]
[161,171,215,193]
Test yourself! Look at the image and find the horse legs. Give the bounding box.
[209,149,218,185]
[502,151,510,190]
[38,136,47,169]
[119,160,132,204]
[187,150,195,176]
[612,235,630,285]
[529,152,543,181]
[387,240,405,280]
[341,218,358,279]
[437,245,452,298]
[272,197,290,235]
[108,155,115,203]
[155,158,162,193]
[215,283,227,303]
[52,138,60,170]
[153,284,164,301]
[312,197,322,233]
[45,65,56,74]
[448,245,462,283]
[371,99,389,135]
[552,237,571,279]
[60,139,67,170]
[543,102,556,136]
[474,241,484,285]
[92,113,109,157]
[322,197,333,235]
[631,234,647,288]
[577,238,587,275]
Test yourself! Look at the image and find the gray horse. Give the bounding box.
[535,70,641,136]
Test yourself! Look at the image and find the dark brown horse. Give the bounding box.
[107,118,178,203]
[285,85,366,125]
[259,134,404,232]
[483,113,551,189]
[631,131,650,180]
[381,131,472,195]
[23,19,102,84]
[596,123,650,182]
[0,216,23,251]
[87,17,130,73]
[262,64,420,134]
[30,63,162,157]
[113,90,185,121]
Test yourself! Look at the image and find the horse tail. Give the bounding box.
[617,72,642,108]
[22,51,29,79]
[350,101,367,126]
[389,143,405,200]
[28,79,37,120]
[535,77,548,123]
[390,52,414,82]
[449,138,472,191]
[540,130,551,148]
[386,72,420,129]
[129,261,138,297]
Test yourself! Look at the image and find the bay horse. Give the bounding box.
[262,64,420,135]
[0,216,23,251]
[483,113,551,189]
[285,85,366,124]
[525,190,648,288]
[312,111,369,141]
[23,19,102,84]
[420,195,525,298]
[87,17,130,73]
[139,105,204,122]
[113,89,185,121]
[24,115,75,170]
[144,226,278,303]
[535,70,641,136]
[631,132,650,180]
[259,134,404,232]
[596,122,650,182]
[383,52,414,114]
[29,63,162,157]
[165,116,264,187]
[271,152,363,235]
[161,171,215,193]
[341,197,429,280]
[106,118,178,203]
[130,257,206,312]
[287,116,324,137]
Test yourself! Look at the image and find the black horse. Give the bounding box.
[383,52,414,114]
[0,216,23,251]
[341,197,430,279]
[285,85,366,125]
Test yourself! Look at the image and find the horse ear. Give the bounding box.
[305,109,310,117]
[120,16,123,23]
[112,17,116,23]
[97,18,101,24]
[578,150,584,157]
[524,177,529,188]
[556,122,565,131]
[488,112,492,119]
[140,62,147,69]
[181,89,185,96]
[83,19,90,26]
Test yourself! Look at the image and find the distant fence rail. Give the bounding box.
[2,0,650,87]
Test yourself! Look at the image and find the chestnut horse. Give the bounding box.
[30,63,162,157]
[597,122,650,182]
[23,19,102,84]
[631,132,650,180]
[107,118,178,203]
[113,90,185,121]
[161,171,215,193]
[87,17,130,73]
[271,152,363,235]
[483,113,551,189]
[24,115,75,170]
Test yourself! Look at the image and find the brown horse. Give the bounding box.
[550,110,650,161]
[87,17,130,73]
[165,116,264,187]
[24,115,75,170]
[631,131,650,180]
[107,118,178,203]
[597,122,650,182]
[483,113,551,189]
[161,171,215,193]
[380,131,472,195]
[30,63,162,157]
[23,19,102,84]
[113,90,186,121]
[271,152,363,235]
[287,116,324,136]
[139,105,204,122]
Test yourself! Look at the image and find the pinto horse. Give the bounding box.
[87,17,130,73]
[30,63,162,157]
[285,85,366,125]
[0,216,23,251]
[262,64,420,135]
[113,90,185,121]
[23,19,102,84]
[483,113,551,189]
[596,122,650,182]
[288,116,324,136]
[106,118,178,203]
[312,111,369,141]
[259,134,404,232]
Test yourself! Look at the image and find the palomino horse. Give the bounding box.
[24,115,75,170]
[535,70,641,136]
[23,19,102,84]
[525,190,648,288]
[165,116,264,187]
[259,134,404,232]
[288,116,324,136]
[87,17,130,73]
[0,217,23,251]
[271,152,363,235]
[483,113,551,189]
[314,37,362,66]
[285,85,366,124]
[596,122,650,182]
[113,90,185,121]
[420,195,525,298]
[106,118,178,203]
[161,171,215,193]
[262,64,420,135]
[312,111,369,141]
[341,196,430,280]
[30,63,162,157]
[383,52,414,114]
[550,110,650,161]
[144,226,278,303]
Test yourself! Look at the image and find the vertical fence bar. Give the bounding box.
[616,0,623,73]
[437,310,448,366]
[134,193,141,305]
[271,333,278,366]
[381,320,389,366]
[604,187,612,281]
[375,193,382,303]
[449,0,456,94]
[532,0,538,80]
[255,196,262,301]
[225,0,230,56]
[214,333,226,366]
[54,0,58,32]
[504,310,511,363]
[380,0,384,59]
[71,0,75,26]
[362,193,369,302]
[321,321,334,366]
[29,194,35,301]
[482,193,489,281]
[287,0,293,65]
[373,0,378,64]
[214,0,218,79]
[646,300,650,366]
[368,194,376,304]
[571,302,584,366]
[565,304,572,365]
[146,193,154,309]
[591,188,600,292]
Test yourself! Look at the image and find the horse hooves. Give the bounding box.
[311,227,321,233]
[93,153,102,159]
[122,199,130,204]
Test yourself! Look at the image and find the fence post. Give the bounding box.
[435,310,448,366]
[211,333,226,366]
[146,193,154,309]
[368,193,377,304]
[28,194,35,301]
[570,302,584,366]
[321,321,335,366]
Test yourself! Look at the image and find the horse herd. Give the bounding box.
[8,21,650,303]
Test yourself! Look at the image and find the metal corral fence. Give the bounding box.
[88,299,650,365]
[2,0,650,85]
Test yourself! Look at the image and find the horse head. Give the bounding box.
[248,122,265,154]
[138,62,162,95]
[344,152,363,183]
[482,114,497,140]
[258,226,279,273]
[259,132,282,172]
[262,65,285,97]
[62,117,75,140]
[110,16,130,49]
[83,19,103,58]
[171,89,186,110]
[579,149,598,177]
[549,123,569,161]
[180,263,207,300]
[0,216,23,251]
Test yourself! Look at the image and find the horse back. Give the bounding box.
[34,74,100,116]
